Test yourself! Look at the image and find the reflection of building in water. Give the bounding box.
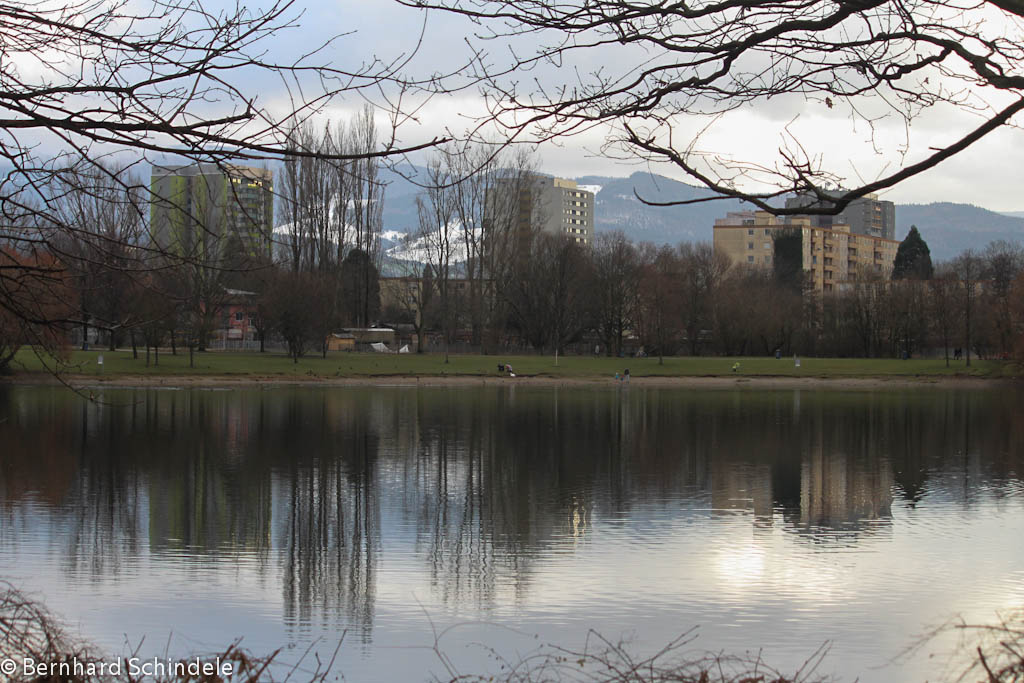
[799,432,893,529]
[711,463,774,527]
[707,412,894,536]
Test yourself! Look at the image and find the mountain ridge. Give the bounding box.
[378,167,1024,262]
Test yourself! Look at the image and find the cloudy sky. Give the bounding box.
[20,0,1018,212]
[292,0,1022,212]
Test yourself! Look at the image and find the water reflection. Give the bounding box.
[0,384,1022,677]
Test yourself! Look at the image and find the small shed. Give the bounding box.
[326,333,356,352]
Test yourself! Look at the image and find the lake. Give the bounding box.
[1,383,1022,681]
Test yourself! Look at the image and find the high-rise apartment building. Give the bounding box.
[150,163,274,259]
[517,176,595,244]
[785,192,895,240]
[713,210,899,293]
[487,174,596,245]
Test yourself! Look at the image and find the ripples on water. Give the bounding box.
[1,384,1023,681]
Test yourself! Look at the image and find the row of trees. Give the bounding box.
[0,105,391,371]
[388,221,1024,363]
[2,141,1021,371]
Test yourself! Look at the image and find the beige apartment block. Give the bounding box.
[713,211,899,293]
[528,176,595,244]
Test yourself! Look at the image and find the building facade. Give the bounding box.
[504,175,594,244]
[784,192,896,240]
[713,211,899,293]
[150,163,274,260]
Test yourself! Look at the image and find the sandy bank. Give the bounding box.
[2,372,1013,391]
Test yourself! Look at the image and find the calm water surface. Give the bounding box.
[1,384,1023,681]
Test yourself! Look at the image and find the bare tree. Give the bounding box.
[505,232,593,354]
[50,162,146,350]
[442,143,537,350]
[952,250,984,367]
[929,271,958,367]
[677,243,731,356]
[416,154,459,362]
[982,241,1024,357]
[280,122,344,274]
[1,0,443,354]
[347,107,387,327]
[400,0,1024,214]
[636,243,682,363]
[592,232,640,358]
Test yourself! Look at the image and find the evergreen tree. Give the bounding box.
[893,225,934,280]
[772,228,804,293]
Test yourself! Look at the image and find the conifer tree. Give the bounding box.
[893,226,934,280]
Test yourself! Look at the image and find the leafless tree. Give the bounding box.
[505,232,594,354]
[399,0,1024,214]
[929,272,958,367]
[443,143,537,350]
[677,242,731,356]
[592,231,641,358]
[416,153,459,362]
[952,249,984,366]
[50,162,147,350]
[1,0,444,358]
[280,122,345,274]
[982,240,1024,356]
[636,243,682,363]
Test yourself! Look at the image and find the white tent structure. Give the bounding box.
[370,342,390,353]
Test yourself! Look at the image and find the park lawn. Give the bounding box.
[7,348,1015,379]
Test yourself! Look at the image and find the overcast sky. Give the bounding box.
[228,1,1024,211]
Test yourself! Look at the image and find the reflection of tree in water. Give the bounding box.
[269,391,381,644]
[145,391,272,558]
[0,390,143,578]
[400,387,719,607]
[2,384,1023,634]
[397,386,1024,593]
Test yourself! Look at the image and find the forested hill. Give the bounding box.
[894,203,1024,261]
[380,168,1024,262]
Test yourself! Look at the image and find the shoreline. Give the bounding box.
[1,371,1013,391]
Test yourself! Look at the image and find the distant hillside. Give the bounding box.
[895,203,1024,261]
[379,163,429,233]
[375,168,1023,263]
[577,172,753,244]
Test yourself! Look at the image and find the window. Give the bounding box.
[763,242,770,249]
[812,255,817,264]
[235,311,244,322]
[748,242,754,249]
[765,256,772,264]
[747,255,754,263]
[747,228,754,235]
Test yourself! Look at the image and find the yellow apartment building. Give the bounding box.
[713,211,899,293]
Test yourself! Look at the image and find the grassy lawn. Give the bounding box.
[6,347,1015,379]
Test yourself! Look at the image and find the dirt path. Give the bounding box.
[2,372,1011,391]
